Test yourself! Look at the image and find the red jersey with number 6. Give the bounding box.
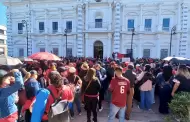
[109,76,130,107]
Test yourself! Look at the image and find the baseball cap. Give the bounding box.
[58,67,68,73]
[30,70,38,75]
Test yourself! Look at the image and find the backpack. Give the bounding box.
[48,89,70,122]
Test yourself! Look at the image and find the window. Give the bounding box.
[0,48,4,55]
[53,48,59,56]
[66,48,72,57]
[162,18,170,31]
[160,49,168,59]
[143,49,150,58]
[128,19,134,31]
[39,22,45,33]
[52,22,58,33]
[66,21,72,33]
[0,39,4,44]
[0,29,4,35]
[95,19,102,28]
[18,23,23,34]
[40,48,45,52]
[19,48,24,57]
[145,19,152,31]
[126,49,132,54]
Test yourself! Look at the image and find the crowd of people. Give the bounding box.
[0,57,190,122]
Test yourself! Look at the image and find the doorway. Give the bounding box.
[94,41,103,59]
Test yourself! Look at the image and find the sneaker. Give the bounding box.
[78,112,82,116]
[99,107,103,112]
[70,116,74,120]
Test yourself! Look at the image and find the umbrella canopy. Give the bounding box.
[28,52,61,61]
[163,57,190,65]
[0,55,22,66]
[19,57,33,62]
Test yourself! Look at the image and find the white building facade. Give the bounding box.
[0,25,7,56]
[3,0,190,58]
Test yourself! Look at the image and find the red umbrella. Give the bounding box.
[28,52,61,61]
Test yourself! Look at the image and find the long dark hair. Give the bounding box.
[162,65,173,81]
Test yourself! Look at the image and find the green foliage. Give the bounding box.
[169,92,190,122]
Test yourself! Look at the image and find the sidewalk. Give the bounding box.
[71,101,168,122]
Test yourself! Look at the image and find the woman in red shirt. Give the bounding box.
[42,71,74,122]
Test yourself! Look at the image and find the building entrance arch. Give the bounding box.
[94,41,103,59]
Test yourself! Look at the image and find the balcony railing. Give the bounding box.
[144,28,152,32]
[127,28,134,32]
[162,27,170,32]
[39,30,45,33]
[18,30,23,34]
[52,30,58,33]
[88,22,108,30]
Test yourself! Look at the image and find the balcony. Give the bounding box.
[144,28,152,32]
[162,27,170,32]
[39,30,45,33]
[18,30,23,34]
[52,30,58,34]
[127,28,134,32]
[88,22,109,31]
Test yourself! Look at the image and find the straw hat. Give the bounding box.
[81,63,89,70]
[69,67,76,73]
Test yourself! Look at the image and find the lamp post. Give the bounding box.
[170,26,176,56]
[64,29,68,57]
[131,28,135,60]
[22,20,28,57]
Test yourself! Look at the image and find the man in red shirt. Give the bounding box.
[108,67,130,122]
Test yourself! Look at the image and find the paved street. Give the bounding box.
[71,100,168,122]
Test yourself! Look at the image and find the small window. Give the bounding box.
[162,18,170,31]
[143,49,150,58]
[0,29,4,35]
[19,48,24,57]
[95,19,102,28]
[52,22,58,33]
[0,39,4,44]
[160,49,168,59]
[39,22,45,33]
[67,48,72,57]
[40,48,45,52]
[145,19,152,31]
[53,48,59,56]
[18,23,23,34]
[0,47,4,55]
[66,21,72,33]
[126,49,132,54]
[128,19,134,31]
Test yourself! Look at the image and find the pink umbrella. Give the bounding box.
[28,52,61,61]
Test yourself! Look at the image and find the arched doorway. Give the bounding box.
[94,41,103,59]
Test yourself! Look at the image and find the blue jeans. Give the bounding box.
[108,103,126,122]
[151,86,155,104]
[69,93,81,117]
[140,90,152,110]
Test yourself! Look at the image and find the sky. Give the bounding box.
[0,2,6,26]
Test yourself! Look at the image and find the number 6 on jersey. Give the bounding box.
[120,86,125,94]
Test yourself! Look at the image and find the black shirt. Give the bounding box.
[175,75,190,93]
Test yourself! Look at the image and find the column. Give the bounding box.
[109,3,112,30]
[139,4,143,31]
[85,3,88,30]
[58,8,62,33]
[157,4,162,31]
[45,9,49,33]
[85,33,89,57]
[77,4,84,57]
[177,2,181,31]
[6,10,13,56]
[156,34,160,58]
[113,2,121,53]
[138,40,142,58]
[107,33,112,57]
